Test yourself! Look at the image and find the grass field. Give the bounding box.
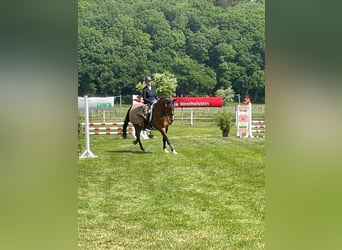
[78,124,265,249]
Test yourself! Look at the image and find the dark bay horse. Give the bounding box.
[122,97,177,154]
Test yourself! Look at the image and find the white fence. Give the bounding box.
[78,104,266,126]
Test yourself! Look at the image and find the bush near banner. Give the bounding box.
[213,111,234,137]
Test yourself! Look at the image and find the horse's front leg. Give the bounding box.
[161,128,177,154]
[163,137,169,153]
[166,137,177,154]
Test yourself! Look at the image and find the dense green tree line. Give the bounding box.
[78,0,265,103]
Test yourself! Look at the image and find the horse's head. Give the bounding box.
[167,99,176,124]
[159,97,176,125]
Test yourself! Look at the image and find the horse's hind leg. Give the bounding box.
[134,125,145,152]
[138,139,145,152]
[136,135,146,152]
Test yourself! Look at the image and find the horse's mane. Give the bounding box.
[157,96,170,102]
[156,97,175,110]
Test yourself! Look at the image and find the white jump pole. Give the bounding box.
[102,110,106,123]
[248,102,254,138]
[79,95,97,159]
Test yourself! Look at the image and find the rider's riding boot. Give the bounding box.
[147,113,153,130]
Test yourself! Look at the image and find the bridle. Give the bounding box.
[166,99,175,124]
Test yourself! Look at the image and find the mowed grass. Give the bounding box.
[78,125,265,249]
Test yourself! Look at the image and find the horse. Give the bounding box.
[122,97,177,154]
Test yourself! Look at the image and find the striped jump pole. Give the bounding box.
[250,120,266,138]
[83,123,150,140]
[81,123,134,136]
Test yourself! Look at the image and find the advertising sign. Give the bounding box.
[78,96,115,110]
[172,97,223,108]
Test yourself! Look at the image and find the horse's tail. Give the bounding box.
[122,106,132,139]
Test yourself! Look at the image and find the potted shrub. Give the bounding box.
[213,111,233,137]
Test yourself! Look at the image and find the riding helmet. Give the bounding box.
[145,76,152,82]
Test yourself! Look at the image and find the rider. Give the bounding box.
[141,76,157,129]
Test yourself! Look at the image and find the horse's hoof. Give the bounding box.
[133,140,137,145]
[172,150,178,155]
[163,149,169,153]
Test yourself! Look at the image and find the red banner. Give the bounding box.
[172,97,223,108]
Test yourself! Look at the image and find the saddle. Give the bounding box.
[142,101,156,121]
[135,101,157,130]
[143,102,157,130]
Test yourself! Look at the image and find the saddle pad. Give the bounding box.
[129,103,145,125]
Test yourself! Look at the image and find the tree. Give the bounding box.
[186,31,211,63]
[215,2,265,100]
[172,56,216,96]
[153,72,178,97]
[135,72,177,97]
[215,86,235,105]
[78,0,265,102]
